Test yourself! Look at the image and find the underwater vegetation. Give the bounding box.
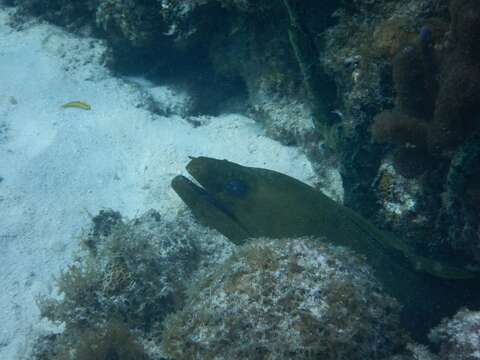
[68,321,150,360]
[34,209,410,360]
[72,321,149,360]
[161,237,405,360]
[31,321,150,360]
[34,209,229,359]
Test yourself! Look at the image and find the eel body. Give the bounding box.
[172,157,480,338]
[172,157,475,280]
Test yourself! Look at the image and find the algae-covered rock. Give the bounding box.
[7,0,97,30]
[429,309,480,360]
[95,0,168,47]
[161,237,406,360]
[388,343,439,360]
[35,209,232,359]
[40,210,197,331]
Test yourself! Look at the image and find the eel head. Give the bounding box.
[171,156,321,244]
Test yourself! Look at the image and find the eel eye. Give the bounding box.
[225,179,248,197]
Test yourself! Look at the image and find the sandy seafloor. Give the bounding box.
[0,7,323,359]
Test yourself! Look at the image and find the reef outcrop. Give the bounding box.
[363,0,480,267]
[33,209,233,359]
[161,237,405,360]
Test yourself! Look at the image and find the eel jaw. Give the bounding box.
[171,175,251,244]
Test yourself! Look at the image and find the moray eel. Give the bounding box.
[172,156,476,280]
[172,156,480,339]
[61,101,91,110]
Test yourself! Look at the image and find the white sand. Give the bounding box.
[0,8,318,359]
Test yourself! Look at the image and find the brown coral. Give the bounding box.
[392,43,436,119]
[372,111,431,178]
[428,58,480,155]
[372,110,427,148]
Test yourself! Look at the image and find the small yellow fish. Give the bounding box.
[61,101,91,110]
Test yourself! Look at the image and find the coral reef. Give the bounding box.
[321,0,422,214]
[372,0,480,158]
[372,110,430,178]
[35,209,232,359]
[31,321,151,360]
[69,321,150,360]
[392,41,436,120]
[6,0,480,356]
[41,210,195,332]
[161,237,406,360]
[370,19,437,178]
[374,162,422,229]
[372,111,427,148]
[367,0,480,266]
[380,0,480,153]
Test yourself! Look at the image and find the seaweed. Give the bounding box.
[282,0,337,130]
[35,210,202,359]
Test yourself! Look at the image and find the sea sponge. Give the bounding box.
[161,237,406,360]
[428,58,480,154]
[392,42,436,119]
[375,8,480,171]
[426,0,480,155]
[372,110,427,148]
[371,110,431,178]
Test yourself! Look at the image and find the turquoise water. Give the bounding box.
[2,1,480,359]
